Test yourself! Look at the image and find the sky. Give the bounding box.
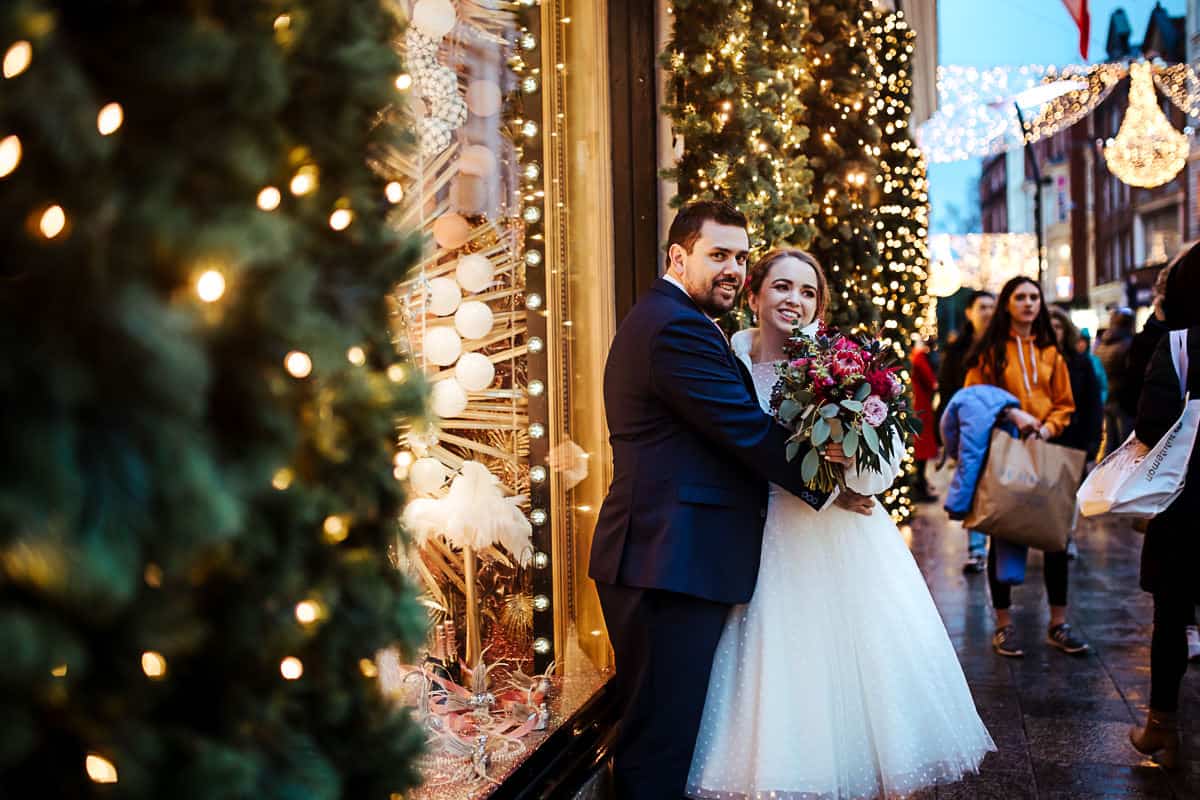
[928,0,1189,233]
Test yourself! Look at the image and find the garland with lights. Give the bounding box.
[868,10,933,520]
[661,0,817,248]
[0,2,426,795]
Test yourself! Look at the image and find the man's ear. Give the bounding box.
[667,243,686,275]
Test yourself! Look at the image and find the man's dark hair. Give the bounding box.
[665,200,748,267]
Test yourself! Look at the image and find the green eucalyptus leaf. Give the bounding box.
[801,446,820,483]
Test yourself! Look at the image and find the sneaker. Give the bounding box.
[1047,623,1090,655]
[1187,626,1200,662]
[961,555,986,575]
[992,625,1024,657]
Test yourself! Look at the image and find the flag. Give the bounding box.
[1061,0,1090,60]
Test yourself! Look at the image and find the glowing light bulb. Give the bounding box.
[97,102,123,135]
[295,600,320,624]
[347,346,366,366]
[329,208,353,230]
[3,41,31,79]
[141,651,167,678]
[272,468,294,490]
[196,270,226,302]
[395,73,412,91]
[359,658,379,678]
[385,181,404,203]
[39,205,66,238]
[51,664,67,677]
[323,515,348,543]
[257,186,282,210]
[0,134,20,178]
[284,351,312,378]
[274,14,291,31]
[387,364,407,383]
[290,166,317,196]
[280,656,303,680]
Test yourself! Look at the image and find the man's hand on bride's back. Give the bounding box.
[834,489,874,516]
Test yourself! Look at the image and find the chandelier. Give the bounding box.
[1102,62,1189,188]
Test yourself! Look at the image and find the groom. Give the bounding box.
[590,200,873,798]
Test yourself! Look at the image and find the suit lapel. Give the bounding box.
[653,278,757,396]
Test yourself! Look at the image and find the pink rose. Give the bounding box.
[862,395,888,427]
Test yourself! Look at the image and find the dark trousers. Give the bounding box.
[988,545,1069,610]
[1149,593,1194,712]
[596,582,730,800]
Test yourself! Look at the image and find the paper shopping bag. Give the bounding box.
[964,430,1086,552]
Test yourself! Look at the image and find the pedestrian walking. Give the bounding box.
[938,290,996,573]
[1128,242,1200,769]
[911,339,939,503]
[964,277,1089,658]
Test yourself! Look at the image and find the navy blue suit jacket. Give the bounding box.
[589,278,828,604]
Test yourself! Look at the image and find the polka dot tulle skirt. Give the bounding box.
[686,488,996,800]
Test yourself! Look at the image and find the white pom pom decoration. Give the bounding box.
[428,277,462,316]
[430,377,469,418]
[455,352,495,392]
[409,457,449,495]
[458,145,497,177]
[454,301,494,340]
[424,325,463,366]
[455,254,495,293]
[465,80,503,118]
[412,0,457,39]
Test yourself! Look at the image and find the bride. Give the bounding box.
[687,249,995,799]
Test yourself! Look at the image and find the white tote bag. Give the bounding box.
[1077,329,1199,519]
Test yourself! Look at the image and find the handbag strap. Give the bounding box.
[1170,329,1190,400]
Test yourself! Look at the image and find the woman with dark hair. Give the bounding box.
[1127,242,1200,769]
[964,276,1088,658]
[1049,308,1103,463]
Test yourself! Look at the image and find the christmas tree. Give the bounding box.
[0,2,426,796]
[870,10,931,350]
[792,0,884,332]
[662,0,817,249]
[868,9,933,520]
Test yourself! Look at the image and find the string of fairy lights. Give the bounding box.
[920,59,1200,190]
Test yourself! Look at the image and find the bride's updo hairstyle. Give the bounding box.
[745,248,829,324]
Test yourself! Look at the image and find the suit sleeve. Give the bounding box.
[649,314,829,510]
[1135,336,1184,447]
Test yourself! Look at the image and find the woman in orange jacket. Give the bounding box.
[964,276,1089,659]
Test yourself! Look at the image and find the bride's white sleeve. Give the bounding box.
[843,429,906,496]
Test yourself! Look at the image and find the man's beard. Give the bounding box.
[692,278,740,318]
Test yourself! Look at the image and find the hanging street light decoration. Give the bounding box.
[917,60,1180,166]
[1104,62,1190,189]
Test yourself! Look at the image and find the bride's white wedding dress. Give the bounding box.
[686,329,995,800]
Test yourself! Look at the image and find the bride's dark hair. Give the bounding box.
[746,248,829,324]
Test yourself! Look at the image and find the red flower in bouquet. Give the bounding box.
[866,368,901,400]
[770,323,923,492]
[831,350,866,380]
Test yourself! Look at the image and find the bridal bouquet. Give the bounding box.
[770,324,922,492]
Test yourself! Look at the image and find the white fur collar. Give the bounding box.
[730,322,820,370]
